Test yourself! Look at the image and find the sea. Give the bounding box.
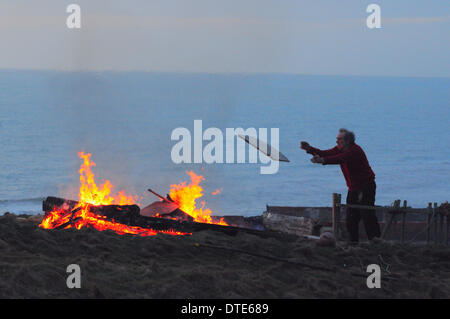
[0,70,448,216]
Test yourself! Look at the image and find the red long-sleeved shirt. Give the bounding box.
[308,144,375,191]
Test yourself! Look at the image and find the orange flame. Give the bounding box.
[169,171,227,225]
[39,152,190,236]
[78,152,137,206]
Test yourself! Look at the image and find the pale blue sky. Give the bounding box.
[0,0,449,76]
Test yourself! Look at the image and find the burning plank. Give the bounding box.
[40,197,189,236]
[42,196,140,224]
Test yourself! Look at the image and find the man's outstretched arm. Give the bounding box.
[300,141,340,157]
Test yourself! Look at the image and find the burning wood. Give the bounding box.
[39,151,229,237]
[43,196,140,224]
[167,171,227,225]
[41,196,189,236]
[141,189,194,222]
[39,152,191,236]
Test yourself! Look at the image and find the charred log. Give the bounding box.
[42,196,140,225]
[43,196,78,212]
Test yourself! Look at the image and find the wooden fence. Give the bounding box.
[331,193,449,245]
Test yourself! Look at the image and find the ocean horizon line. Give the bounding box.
[1,68,449,80]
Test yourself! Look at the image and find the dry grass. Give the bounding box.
[0,213,449,299]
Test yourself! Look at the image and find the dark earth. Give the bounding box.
[0,213,449,299]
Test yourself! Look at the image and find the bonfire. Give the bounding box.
[39,152,226,236]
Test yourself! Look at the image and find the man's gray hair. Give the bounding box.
[339,128,355,144]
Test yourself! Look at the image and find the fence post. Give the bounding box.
[393,200,400,240]
[401,200,407,243]
[434,203,438,246]
[427,203,432,245]
[381,200,400,240]
[446,213,449,246]
[332,193,341,240]
[392,210,397,239]
[439,205,444,244]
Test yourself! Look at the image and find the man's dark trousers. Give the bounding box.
[346,181,381,242]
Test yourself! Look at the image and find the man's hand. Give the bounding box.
[300,141,311,151]
[311,155,325,164]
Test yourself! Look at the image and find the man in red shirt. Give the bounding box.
[300,129,381,243]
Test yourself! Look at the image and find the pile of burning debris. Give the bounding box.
[39,152,263,237]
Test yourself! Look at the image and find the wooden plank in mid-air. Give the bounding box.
[238,135,289,162]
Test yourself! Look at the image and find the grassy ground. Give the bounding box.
[0,213,449,299]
